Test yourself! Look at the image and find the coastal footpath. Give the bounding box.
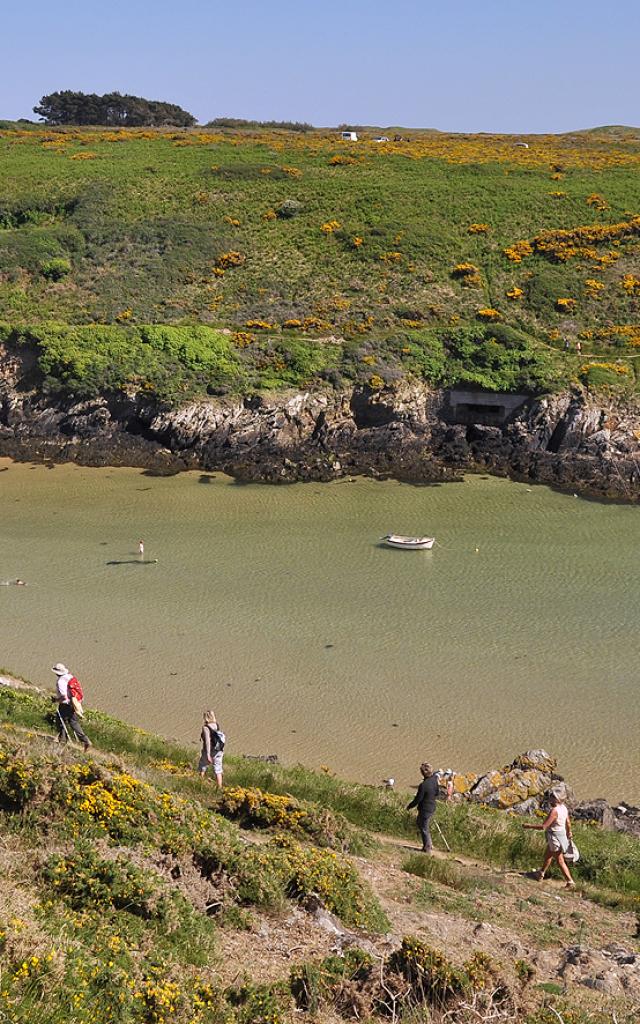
[1,339,639,500]
[1,673,640,1024]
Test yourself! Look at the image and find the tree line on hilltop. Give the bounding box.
[33,91,197,127]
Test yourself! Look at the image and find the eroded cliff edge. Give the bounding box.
[1,342,639,499]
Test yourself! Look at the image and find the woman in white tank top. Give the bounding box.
[523,792,575,888]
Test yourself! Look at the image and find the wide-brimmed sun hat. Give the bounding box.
[52,663,68,675]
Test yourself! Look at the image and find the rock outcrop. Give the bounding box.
[1,340,640,499]
[439,750,573,813]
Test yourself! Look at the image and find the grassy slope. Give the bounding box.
[0,126,639,399]
[1,679,639,1024]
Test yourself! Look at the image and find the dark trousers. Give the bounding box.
[418,811,435,852]
[57,703,89,746]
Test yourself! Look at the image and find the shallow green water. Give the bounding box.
[1,459,638,801]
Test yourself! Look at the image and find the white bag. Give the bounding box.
[565,840,580,864]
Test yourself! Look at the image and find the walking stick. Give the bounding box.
[434,819,451,852]
[56,707,71,743]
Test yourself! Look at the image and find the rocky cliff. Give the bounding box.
[1,342,639,499]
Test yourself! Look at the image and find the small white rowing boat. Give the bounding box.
[383,534,435,550]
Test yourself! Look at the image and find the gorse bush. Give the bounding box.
[214,785,367,853]
[0,746,40,809]
[43,847,166,918]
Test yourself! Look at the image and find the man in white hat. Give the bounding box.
[52,663,91,751]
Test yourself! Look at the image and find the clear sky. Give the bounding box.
[3,0,639,132]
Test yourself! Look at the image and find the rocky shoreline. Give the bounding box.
[437,749,640,839]
[1,342,640,499]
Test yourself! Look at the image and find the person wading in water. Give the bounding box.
[407,762,439,853]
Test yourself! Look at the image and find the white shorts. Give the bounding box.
[199,751,224,775]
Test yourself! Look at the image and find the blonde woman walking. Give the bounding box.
[198,710,226,788]
[523,792,576,889]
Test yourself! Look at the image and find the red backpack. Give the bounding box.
[67,677,84,702]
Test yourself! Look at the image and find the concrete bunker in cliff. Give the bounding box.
[443,389,530,427]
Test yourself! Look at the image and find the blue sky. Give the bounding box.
[3,0,639,132]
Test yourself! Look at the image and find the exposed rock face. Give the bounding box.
[572,799,640,838]
[559,945,640,1000]
[1,341,640,499]
[442,750,568,812]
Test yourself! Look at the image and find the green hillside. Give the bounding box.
[2,677,640,1024]
[0,125,639,398]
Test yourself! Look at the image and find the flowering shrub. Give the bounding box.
[506,286,524,300]
[379,251,403,263]
[391,938,472,1004]
[262,208,276,221]
[232,331,256,348]
[216,251,245,270]
[621,274,640,294]
[586,192,609,210]
[580,361,630,376]
[50,761,215,852]
[584,278,604,293]
[506,215,640,264]
[369,374,385,389]
[580,361,632,389]
[229,981,290,1024]
[244,319,277,330]
[504,240,533,263]
[215,785,363,851]
[555,297,577,311]
[451,262,481,287]
[0,747,39,809]
[586,325,640,346]
[352,236,364,247]
[275,836,388,931]
[467,223,490,234]
[328,154,357,166]
[224,216,241,227]
[451,262,479,278]
[320,220,341,234]
[477,308,501,321]
[43,848,166,918]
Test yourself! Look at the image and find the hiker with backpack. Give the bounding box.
[52,663,91,752]
[198,710,225,788]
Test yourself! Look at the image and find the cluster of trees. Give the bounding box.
[207,117,313,132]
[33,91,196,127]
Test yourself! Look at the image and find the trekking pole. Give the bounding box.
[434,819,451,852]
[56,707,72,743]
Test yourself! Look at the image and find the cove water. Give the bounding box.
[1,459,638,801]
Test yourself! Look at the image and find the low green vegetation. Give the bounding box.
[1,125,639,400]
[1,678,638,1024]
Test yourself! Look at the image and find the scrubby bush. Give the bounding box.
[40,256,71,280]
[43,847,165,918]
[215,785,364,852]
[276,199,303,219]
[0,745,40,810]
[3,322,244,400]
